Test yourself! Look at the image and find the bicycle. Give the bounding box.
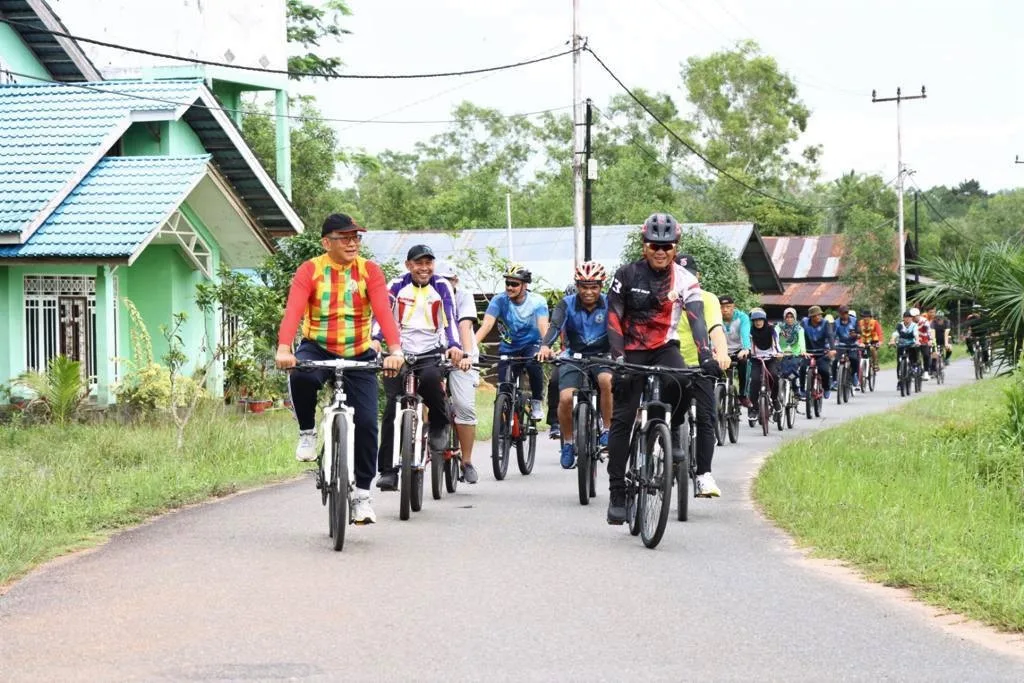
[548,355,606,506]
[614,361,702,548]
[971,340,986,380]
[292,357,384,552]
[803,352,827,420]
[834,347,856,405]
[894,345,918,397]
[433,359,480,499]
[675,398,697,522]
[859,343,878,393]
[747,356,778,436]
[715,356,742,445]
[931,346,945,386]
[481,354,539,480]
[778,353,800,429]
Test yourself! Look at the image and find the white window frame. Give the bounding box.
[23,275,109,387]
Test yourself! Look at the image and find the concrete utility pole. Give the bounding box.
[572,0,586,267]
[872,86,926,314]
[1015,155,1024,165]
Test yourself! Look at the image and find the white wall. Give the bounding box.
[50,0,287,79]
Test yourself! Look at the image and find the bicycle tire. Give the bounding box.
[626,435,641,537]
[836,364,845,406]
[676,425,690,522]
[331,414,349,551]
[589,408,599,499]
[574,401,592,506]
[805,370,815,421]
[898,358,907,397]
[843,367,852,404]
[324,448,335,540]
[859,359,868,393]
[399,411,415,520]
[813,375,822,417]
[444,427,460,494]
[517,409,537,475]
[974,351,983,380]
[727,386,740,443]
[759,391,770,436]
[781,380,795,429]
[491,393,511,480]
[713,383,726,446]
[430,435,444,501]
[775,382,785,431]
[869,363,876,392]
[914,368,922,394]
[640,422,673,549]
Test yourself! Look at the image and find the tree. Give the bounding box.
[619,229,757,309]
[287,0,351,77]
[840,209,898,316]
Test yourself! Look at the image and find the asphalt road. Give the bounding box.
[3,360,1023,682]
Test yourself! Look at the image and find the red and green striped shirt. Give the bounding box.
[278,254,400,356]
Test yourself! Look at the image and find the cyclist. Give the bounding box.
[720,295,752,408]
[890,309,924,382]
[857,309,884,372]
[547,283,578,442]
[832,305,862,391]
[747,307,782,416]
[538,262,613,469]
[801,305,836,400]
[436,261,481,484]
[675,254,729,497]
[931,310,953,365]
[775,307,805,394]
[374,245,465,492]
[964,305,990,367]
[275,213,405,525]
[911,307,932,381]
[605,213,718,524]
[475,263,549,421]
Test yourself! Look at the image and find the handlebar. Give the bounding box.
[291,358,384,372]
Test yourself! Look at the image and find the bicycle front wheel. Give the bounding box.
[491,393,512,480]
[574,402,592,506]
[676,425,690,522]
[640,422,673,549]
[330,414,349,551]
[713,383,726,446]
[727,388,740,443]
[517,409,537,475]
[805,371,815,421]
[399,411,415,521]
[836,365,846,405]
[430,438,444,501]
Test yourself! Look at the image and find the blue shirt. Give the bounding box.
[723,310,751,354]
[486,291,549,352]
[542,293,610,356]
[801,317,835,353]
[833,316,859,348]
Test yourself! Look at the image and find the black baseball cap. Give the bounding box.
[406,244,435,261]
[718,295,734,305]
[321,213,364,236]
[677,253,700,274]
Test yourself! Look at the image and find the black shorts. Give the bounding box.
[558,362,613,392]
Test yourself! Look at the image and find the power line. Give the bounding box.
[584,47,860,213]
[0,17,575,80]
[907,178,983,246]
[3,69,573,126]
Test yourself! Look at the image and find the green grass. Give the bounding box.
[0,405,303,586]
[755,378,1024,631]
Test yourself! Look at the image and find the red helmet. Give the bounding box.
[574,261,607,284]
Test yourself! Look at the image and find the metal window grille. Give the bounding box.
[23,275,99,387]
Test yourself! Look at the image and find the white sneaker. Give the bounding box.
[695,473,721,498]
[922,372,930,381]
[530,399,544,421]
[295,429,317,462]
[351,489,376,524]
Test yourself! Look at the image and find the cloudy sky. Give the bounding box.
[293,0,1023,193]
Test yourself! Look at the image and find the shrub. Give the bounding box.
[13,355,88,424]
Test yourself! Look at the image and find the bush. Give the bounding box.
[114,363,204,415]
[13,355,88,424]
[1003,354,1024,449]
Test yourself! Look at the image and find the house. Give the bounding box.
[360,223,783,296]
[0,0,301,404]
[760,234,916,320]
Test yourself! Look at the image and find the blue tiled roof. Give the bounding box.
[0,155,210,259]
[0,80,203,236]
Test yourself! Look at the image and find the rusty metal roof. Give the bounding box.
[761,281,853,308]
[763,234,847,280]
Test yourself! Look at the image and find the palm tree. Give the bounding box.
[913,240,1024,369]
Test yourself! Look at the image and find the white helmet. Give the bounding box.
[909,307,920,317]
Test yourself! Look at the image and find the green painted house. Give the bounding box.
[0,0,301,404]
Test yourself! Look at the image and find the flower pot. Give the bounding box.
[246,399,273,414]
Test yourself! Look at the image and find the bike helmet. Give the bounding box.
[574,260,607,284]
[503,262,532,283]
[750,307,767,321]
[909,307,920,317]
[902,310,913,318]
[641,213,681,244]
[564,283,577,297]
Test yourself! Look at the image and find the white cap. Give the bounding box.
[909,307,920,317]
[436,261,457,278]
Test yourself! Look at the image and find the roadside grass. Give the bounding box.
[754,377,1024,631]
[0,404,302,587]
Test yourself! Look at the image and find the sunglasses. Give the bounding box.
[325,233,362,244]
[645,242,675,252]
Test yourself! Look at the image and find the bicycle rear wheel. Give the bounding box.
[640,422,673,549]
[491,393,511,480]
[330,414,349,551]
[713,383,726,446]
[517,409,537,475]
[676,425,690,522]
[399,411,415,521]
[759,391,770,436]
[574,401,592,506]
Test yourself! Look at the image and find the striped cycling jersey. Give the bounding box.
[277,254,399,356]
[376,274,461,355]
